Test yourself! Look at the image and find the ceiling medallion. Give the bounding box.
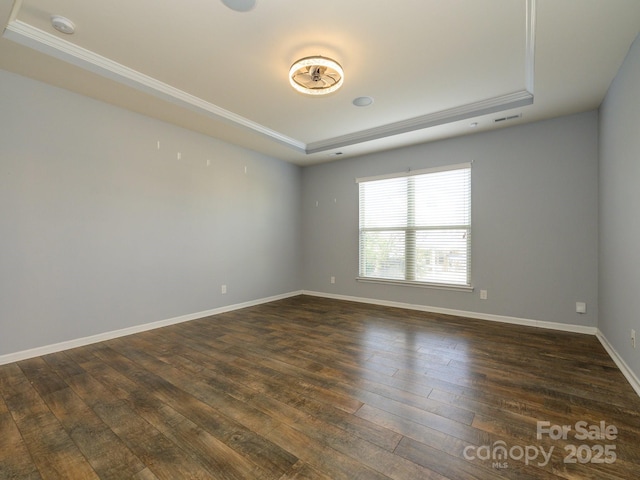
[289,56,344,96]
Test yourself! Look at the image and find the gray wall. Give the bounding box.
[0,69,301,356]
[599,34,640,378]
[302,111,599,327]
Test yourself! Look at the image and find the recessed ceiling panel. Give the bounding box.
[11,0,529,144]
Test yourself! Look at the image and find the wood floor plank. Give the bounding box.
[356,403,475,455]
[278,460,334,480]
[62,370,217,480]
[42,351,86,379]
[43,386,148,480]
[131,467,160,480]
[138,336,404,452]
[0,391,8,416]
[0,409,42,479]
[394,435,544,480]
[2,364,99,480]
[68,339,294,478]
[17,358,69,397]
[116,322,445,479]
[265,422,392,480]
[225,371,445,480]
[99,339,299,478]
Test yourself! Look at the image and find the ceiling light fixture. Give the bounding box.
[289,56,344,96]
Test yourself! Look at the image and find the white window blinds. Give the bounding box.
[357,163,471,288]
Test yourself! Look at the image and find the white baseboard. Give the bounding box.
[302,290,598,335]
[596,329,640,398]
[0,290,303,366]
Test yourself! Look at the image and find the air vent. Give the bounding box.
[494,114,522,123]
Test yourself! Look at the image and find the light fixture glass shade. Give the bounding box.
[289,56,344,95]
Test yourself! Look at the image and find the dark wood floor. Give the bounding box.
[1,295,639,479]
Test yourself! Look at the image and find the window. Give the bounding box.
[357,163,471,289]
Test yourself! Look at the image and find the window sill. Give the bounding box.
[356,277,474,292]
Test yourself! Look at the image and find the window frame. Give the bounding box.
[356,162,473,292]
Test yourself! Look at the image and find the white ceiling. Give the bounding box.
[1,0,639,165]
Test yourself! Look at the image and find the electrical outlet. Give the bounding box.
[632,329,636,349]
[480,290,487,300]
[330,276,335,284]
[576,302,587,314]
[221,285,227,295]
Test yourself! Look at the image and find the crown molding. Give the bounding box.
[3,0,535,156]
[305,90,533,154]
[3,19,307,153]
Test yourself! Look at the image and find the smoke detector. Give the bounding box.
[221,0,256,12]
[51,15,75,35]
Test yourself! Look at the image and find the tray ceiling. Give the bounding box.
[1,0,639,165]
